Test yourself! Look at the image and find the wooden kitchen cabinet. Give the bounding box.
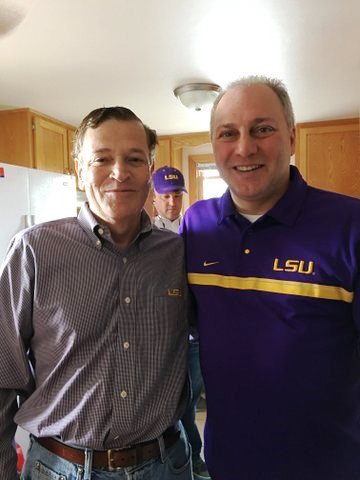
[0,108,76,174]
[66,127,76,176]
[296,118,360,198]
[155,137,171,169]
[156,132,210,172]
[33,115,68,174]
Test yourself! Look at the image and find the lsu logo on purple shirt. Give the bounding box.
[273,258,315,275]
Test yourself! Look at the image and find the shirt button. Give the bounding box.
[98,228,104,235]
[124,297,131,304]
[95,239,102,249]
[120,390,128,399]
[123,341,130,350]
[244,248,251,254]
[123,257,127,264]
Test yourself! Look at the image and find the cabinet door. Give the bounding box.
[296,118,360,198]
[155,138,171,169]
[0,110,34,167]
[33,116,68,173]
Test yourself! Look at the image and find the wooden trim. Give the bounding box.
[296,118,359,129]
[0,107,76,130]
[171,132,210,171]
[188,153,215,205]
[158,132,211,170]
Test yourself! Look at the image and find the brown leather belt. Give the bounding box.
[35,426,180,469]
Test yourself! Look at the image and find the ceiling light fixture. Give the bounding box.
[0,0,34,37]
[174,82,221,112]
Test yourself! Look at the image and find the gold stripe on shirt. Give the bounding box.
[187,273,353,303]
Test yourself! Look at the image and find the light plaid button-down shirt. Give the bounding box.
[0,203,189,478]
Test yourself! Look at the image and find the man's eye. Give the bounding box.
[92,157,107,165]
[254,126,276,136]
[127,157,148,166]
[219,130,237,139]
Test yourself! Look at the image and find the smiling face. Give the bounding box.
[76,119,152,231]
[212,84,295,214]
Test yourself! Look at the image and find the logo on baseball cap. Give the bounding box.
[152,166,187,194]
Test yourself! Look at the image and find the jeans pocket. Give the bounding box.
[30,460,67,479]
[21,437,83,480]
[167,434,192,475]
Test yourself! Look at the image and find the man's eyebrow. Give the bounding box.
[252,117,276,123]
[217,123,237,129]
[127,148,147,154]
[91,147,147,155]
[217,118,277,128]
[92,148,111,154]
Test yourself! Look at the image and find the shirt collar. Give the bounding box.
[77,202,153,248]
[218,189,237,223]
[218,166,308,226]
[266,166,308,226]
[77,202,101,245]
[155,215,181,230]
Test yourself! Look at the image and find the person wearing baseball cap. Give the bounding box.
[152,166,188,233]
[152,165,211,480]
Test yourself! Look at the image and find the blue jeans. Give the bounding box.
[20,423,192,480]
[181,341,204,459]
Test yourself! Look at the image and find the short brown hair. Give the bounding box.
[73,106,157,164]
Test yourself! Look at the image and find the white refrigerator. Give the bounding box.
[0,162,77,262]
[0,162,78,458]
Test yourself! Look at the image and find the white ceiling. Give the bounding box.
[0,0,359,135]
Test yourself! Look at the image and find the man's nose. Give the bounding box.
[234,133,257,157]
[111,159,130,182]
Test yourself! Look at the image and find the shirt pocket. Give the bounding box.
[155,293,186,332]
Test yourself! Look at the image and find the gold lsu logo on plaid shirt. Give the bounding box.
[167,288,182,296]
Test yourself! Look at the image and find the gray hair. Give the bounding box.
[210,75,295,138]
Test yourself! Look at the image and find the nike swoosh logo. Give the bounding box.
[203,261,220,267]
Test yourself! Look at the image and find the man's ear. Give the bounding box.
[75,159,85,191]
[290,127,296,156]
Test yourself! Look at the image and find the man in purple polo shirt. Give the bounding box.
[180,76,360,479]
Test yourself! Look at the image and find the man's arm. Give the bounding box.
[0,237,35,479]
[0,392,19,478]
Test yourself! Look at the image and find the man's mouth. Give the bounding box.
[106,188,135,193]
[234,165,263,172]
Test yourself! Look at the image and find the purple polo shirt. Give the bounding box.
[180,166,360,480]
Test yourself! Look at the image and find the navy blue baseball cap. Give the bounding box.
[152,166,188,194]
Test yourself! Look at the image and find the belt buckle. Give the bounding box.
[107,445,131,471]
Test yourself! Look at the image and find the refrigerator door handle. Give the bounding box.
[24,214,35,228]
